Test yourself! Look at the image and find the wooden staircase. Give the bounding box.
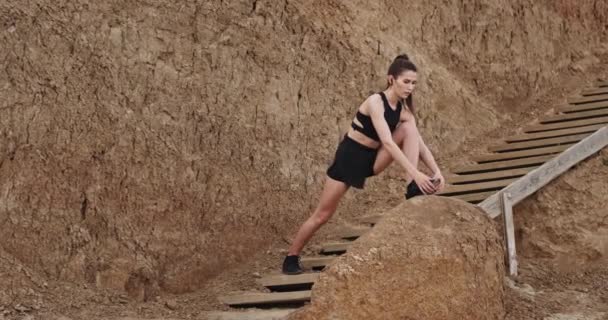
[213,80,608,318]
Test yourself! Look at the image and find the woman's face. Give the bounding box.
[391,70,417,99]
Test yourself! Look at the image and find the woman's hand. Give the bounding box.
[432,171,446,192]
[414,171,438,195]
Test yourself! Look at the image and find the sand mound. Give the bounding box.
[289,196,506,320]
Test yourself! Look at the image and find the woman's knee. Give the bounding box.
[397,121,419,140]
[312,207,335,226]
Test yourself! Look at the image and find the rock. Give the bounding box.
[118,294,129,304]
[14,304,31,313]
[252,272,262,278]
[288,197,506,320]
[165,299,178,310]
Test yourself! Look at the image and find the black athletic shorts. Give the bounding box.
[326,135,378,189]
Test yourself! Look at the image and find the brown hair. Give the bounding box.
[387,54,417,114]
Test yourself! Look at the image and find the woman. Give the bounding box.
[282,54,445,275]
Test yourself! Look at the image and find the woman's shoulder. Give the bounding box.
[363,92,383,108]
[357,92,384,115]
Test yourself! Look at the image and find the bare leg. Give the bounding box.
[372,120,421,181]
[287,176,349,256]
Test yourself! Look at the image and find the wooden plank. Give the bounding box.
[479,127,608,218]
[524,117,608,133]
[539,108,608,123]
[301,256,336,269]
[320,242,351,254]
[488,133,590,152]
[449,191,496,203]
[358,214,383,225]
[473,145,572,163]
[219,291,311,307]
[336,226,371,240]
[568,93,608,104]
[505,124,605,142]
[447,167,537,184]
[556,100,608,113]
[258,273,318,290]
[439,178,518,196]
[582,87,608,96]
[500,192,518,277]
[206,309,297,320]
[451,155,554,174]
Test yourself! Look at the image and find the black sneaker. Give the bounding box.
[405,181,424,199]
[282,255,303,275]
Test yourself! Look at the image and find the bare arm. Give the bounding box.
[419,136,440,174]
[368,96,436,194]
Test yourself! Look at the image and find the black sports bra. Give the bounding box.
[351,92,402,141]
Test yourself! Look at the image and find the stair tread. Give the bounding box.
[450,190,496,203]
[447,167,537,184]
[451,154,554,174]
[358,214,383,225]
[505,124,605,142]
[220,291,311,307]
[540,108,608,123]
[301,256,337,269]
[524,117,608,132]
[206,309,296,320]
[488,133,590,152]
[581,87,608,96]
[439,178,517,195]
[556,100,608,113]
[320,242,351,254]
[335,226,371,239]
[568,93,608,104]
[473,144,572,163]
[258,272,318,288]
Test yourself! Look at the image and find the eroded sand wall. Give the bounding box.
[0,0,606,293]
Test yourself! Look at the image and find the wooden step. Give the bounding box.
[505,124,605,142]
[336,226,371,240]
[539,108,608,124]
[219,291,311,307]
[439,178,517,196]
[206,309,296,320]
[358,214,383,225]
[556,100,608,113]
[320,242,351,254]
[447,167,537,184]
[301,256,337,269]
[568,93,608,104]
[258,273,318,291]
[581,87,608,96]
[451,155,554,174]
[449,191,496,203]
[524,117,608,133]
[597,80,608,87]
[472,144,572,163]
[488,133,590,152]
